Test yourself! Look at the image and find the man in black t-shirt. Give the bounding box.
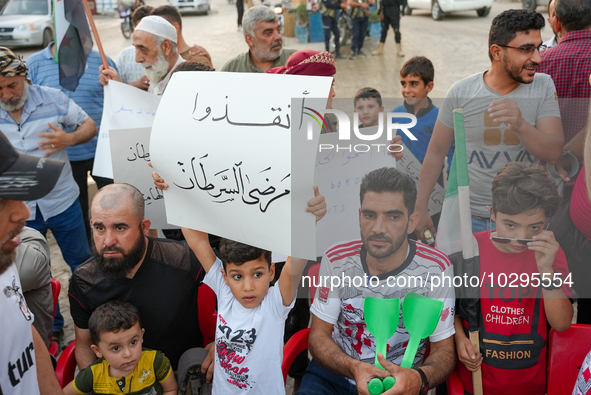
[69,183,209,372]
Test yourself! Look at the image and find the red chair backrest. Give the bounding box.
[282,328,310,383]
[198,284,217,346]
[56,340,76,388]
[547,324,591,395]
[50,278,60,317]
[307,263,320,304]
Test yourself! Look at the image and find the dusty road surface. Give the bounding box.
[19,0,555,388]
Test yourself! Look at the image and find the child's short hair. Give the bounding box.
[399,56,435,85]
[354,87,382,108]
[89,301,142,346]
[172,61,215,73]
[131,5,154,27]
[219,239,271,270]
[492,162,560,217]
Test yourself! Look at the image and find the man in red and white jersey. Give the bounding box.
[297,167,456,395]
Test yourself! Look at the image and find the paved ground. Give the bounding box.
[33,0,557,388]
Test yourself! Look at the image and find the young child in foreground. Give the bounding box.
[454,162,573,395]
[64,300,177,395]
[153,171,326,394]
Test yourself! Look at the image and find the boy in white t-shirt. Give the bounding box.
[179,187,326,394]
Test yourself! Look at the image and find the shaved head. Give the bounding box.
[92,183,145,221]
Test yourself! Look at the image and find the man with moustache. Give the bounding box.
[222,6,296,73]
[99,16,182,95]
[0,47,97,274]
[297,167,456,395]
[0,131,65,395]
[68,183,209,371]
[415,9,564,237]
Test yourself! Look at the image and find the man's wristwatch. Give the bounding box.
[413,367,429,395]
[542,281,560,291]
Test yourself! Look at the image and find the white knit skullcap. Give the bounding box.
[134,16,177,44]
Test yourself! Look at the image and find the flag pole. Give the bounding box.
[80,0,109,69]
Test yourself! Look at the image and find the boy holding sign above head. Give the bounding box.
[455,162,573,395]
[153,171,326,394]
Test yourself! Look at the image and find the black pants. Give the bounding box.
[548,199,591,323]
[70,158,113,242]
[322,14,339,52]
[237,0,244,27]
[380,6,401,43]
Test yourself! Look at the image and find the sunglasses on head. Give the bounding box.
[488,209,551,245]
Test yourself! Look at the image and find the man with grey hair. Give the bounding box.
[222,5,296,72]
[99,15,183,95]
[68,183,212,375]
[0,47,96,275]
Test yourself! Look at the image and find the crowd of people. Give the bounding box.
[1,0,591,394]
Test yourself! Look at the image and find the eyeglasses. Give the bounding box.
[488,210,550,245]
[497,44,547,55]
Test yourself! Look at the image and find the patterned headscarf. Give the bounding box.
[0,47,31,83]
[267,50,336,76]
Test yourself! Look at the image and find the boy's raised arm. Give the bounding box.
[150,168,217,272]
[182,228,217,273]
[278,186,326,306]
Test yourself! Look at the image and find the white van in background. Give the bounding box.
[404,0,495,20]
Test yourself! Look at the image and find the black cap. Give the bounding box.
[0,131,64,200]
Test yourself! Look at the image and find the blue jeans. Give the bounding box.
[471,215,496,234]
[296,360,359,395]
[27,200,91,271]
[351,17,368,53]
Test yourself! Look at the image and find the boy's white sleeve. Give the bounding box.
[203,258,225,296]
[310,254,341,325]
[266,284,296,323]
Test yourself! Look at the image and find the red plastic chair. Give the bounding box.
[56,340,76,388]
[198,284,217,346]
[446,324,591,395]
[281,263,320,382]
[547,324,591,395]
[48,279,61,357]
[446,369,464,395]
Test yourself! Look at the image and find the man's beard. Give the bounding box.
[253,40,282,62]
[0,249,16,276]
[503,56,537,84]
[142,49,170,84]
[92,232,146,283]
[361,224,408,260]
[0,82,29,112]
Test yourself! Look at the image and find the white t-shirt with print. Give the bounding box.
[203,258,294,394]
[0,263,40,395]
[311,240,456,385]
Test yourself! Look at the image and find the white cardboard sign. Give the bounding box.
[93,81,161,179]
[314,132,396,256]
[150,72,332,260]
[397,142,445,216]
[109,127,175,229]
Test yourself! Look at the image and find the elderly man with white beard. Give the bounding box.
[99,16,182,95]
